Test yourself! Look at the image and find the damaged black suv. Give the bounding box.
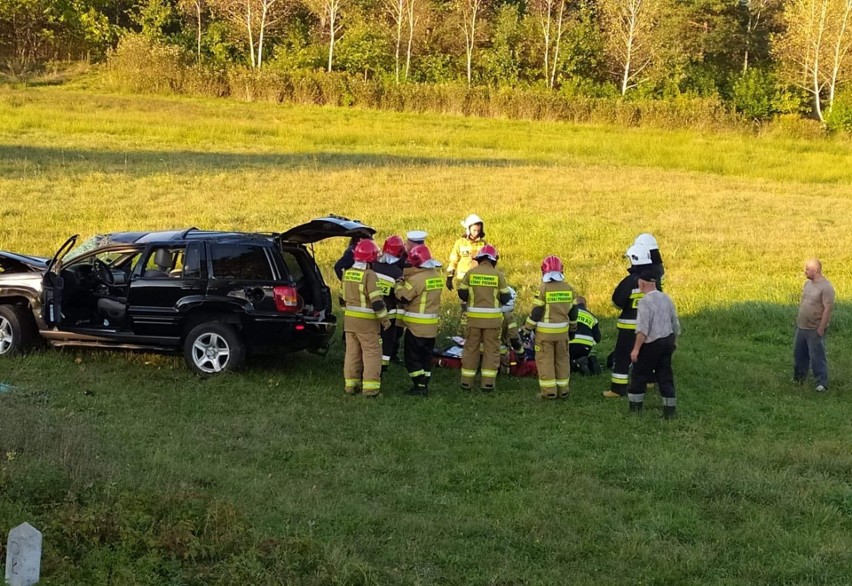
[0,216,373,375]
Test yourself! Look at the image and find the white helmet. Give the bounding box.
[634,233,659,250]
[501,287,516,312]
[625,244,652,266]
[461,214,484,235]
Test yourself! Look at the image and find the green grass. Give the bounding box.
[1,85,851,584]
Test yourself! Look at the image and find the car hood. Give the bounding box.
[0,251,49,274]
[277,215,375,244]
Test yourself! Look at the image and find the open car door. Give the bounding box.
[41,235,78,327]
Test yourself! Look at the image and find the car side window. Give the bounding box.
[210,244,272,280]
[141,246,185,279]
[183,243,201,279]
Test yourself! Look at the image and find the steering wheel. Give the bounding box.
[93,259,115,286]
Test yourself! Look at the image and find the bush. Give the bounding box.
[103,33,191,94]
[825,91,852,133]
[732,69,778,121]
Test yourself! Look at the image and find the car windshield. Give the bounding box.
[64,235,113,262]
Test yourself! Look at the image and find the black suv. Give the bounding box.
[0,216,374,375]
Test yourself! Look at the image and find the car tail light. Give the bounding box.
[273,285,299,313]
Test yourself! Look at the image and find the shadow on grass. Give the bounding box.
[0,144,528,176]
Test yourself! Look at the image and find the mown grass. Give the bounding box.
[1,85,851,584]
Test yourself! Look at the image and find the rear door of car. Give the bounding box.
[127,242,204,338]
[205,241,283,315]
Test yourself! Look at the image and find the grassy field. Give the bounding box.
[1,85,852,584]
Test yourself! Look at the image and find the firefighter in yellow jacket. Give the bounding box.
[522,256,578,399]
[458,244,513,391]
[343,239,391,397]
[395,244,443,396]
[447,214,488,334]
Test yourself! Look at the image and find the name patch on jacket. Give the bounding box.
[577,310,596,327]
[470,274,498,287]
[546,291,573,303]
[344,270,364,283]
[426,278,444,291]
[376,280,393,295]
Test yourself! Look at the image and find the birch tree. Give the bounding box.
[305,0,345,72]
[740,0,780,73]
[214,0,287,68]
[598,0,663,94]
[454,0,487,86]
[179,0,205,62]
[774,0,852,121]
[530,0,568,88]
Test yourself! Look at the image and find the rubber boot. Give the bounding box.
[406,375,428,396]
[663,405,677,420]
[629,401,643,414]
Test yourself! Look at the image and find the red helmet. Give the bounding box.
[382,235,405,258]
[408,244,433,268]
[474,244,498,263]
[353,239,380,263]
[541,255,563,274]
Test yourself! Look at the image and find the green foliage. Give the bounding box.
[103,32,192,93]
[479,4,524,87]
[825,90,852,133]
[133,0,182,42]
[731,68,777,121]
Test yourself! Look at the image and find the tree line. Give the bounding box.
[2,0,851,126]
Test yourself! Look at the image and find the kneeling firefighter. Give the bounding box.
[342,239,391,397]
[569,296,601,375]
[395,245,443,396]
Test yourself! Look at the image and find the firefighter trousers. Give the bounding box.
[381,318,399,367]
[461,326,501,389]
[344,330,383,396]
[535,338,570,398]
[610,328,635,396]
[627,334,676,408]
[404,331,435,390]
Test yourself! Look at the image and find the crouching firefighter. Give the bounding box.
[395,245,443,396]
[604,244,653,398]
[458,244,513,391]
[343,239,392,397]
[522,255,578,399]
[373,235,406,371]
[569,296,601,375]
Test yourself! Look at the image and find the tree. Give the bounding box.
[213,0,288,68]
[530,0,568,88]
[305,0,345,71]
[386,0,406,81]
[454,0,487,85]
[178,0,206,62]
[740,0,780,72]
[774,0,852,121]
[598,0,666,94]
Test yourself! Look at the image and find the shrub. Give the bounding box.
[732,69,778,121]
[825,91,852,133]
[103,33,191,94]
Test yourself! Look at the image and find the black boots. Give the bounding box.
[629,401,643,413]
[663,405,677,420]
[406,375,428,396]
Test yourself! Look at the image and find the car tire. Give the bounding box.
[0,304,39,357]
[183,322,245,376]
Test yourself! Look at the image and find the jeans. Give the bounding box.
[793,327,828,387]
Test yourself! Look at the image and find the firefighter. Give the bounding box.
[569,296,602,375]
[633,233,665,287]
[522,256,578,399]
[405,230,428,255]
[373,235,406,371]
[342,239,391,397]
[603,245,653,398]
[395,244,443,396]
[447,214,488,334]
[458,244,513,391]
[446,214,487,290]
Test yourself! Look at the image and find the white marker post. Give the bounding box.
[5,522,42,586]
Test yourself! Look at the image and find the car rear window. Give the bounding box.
[279,250,305,285]
[210,244,272,280]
